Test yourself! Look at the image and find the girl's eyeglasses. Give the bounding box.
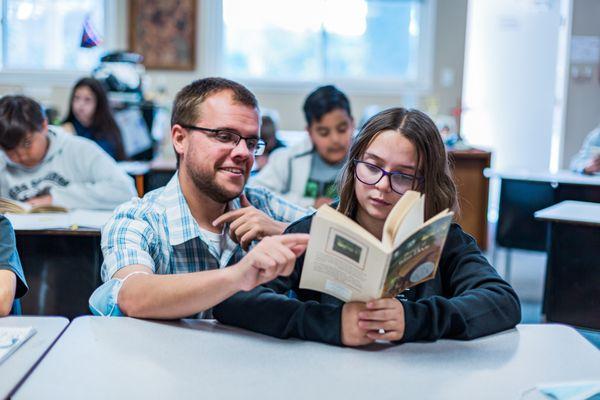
[353,159,423,195]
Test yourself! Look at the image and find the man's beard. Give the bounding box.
[185,162,245,203]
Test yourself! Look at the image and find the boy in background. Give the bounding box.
[251,85,354,208]
[0,95,136,210]
[0,216,28,316]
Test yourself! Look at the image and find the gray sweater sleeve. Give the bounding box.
[570,126,600,173]
[50,139,137,210]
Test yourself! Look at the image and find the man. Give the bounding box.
[251,85,354,208]
[89,77,309,318]
[0,216,28,316]
[570,123,600,175]
[0,95,136,210]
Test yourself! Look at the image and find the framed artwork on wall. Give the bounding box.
[128,0,196,70]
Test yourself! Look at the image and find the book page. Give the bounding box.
[299,206,389,302]
[381,191,423,249]
[0,197,32,213]
[381,212,453,297]
[391,193,425,249]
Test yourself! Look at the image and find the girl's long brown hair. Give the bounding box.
[337,107,458,220]
[63,77,126,160]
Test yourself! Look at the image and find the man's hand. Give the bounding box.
[25,194,53,207]
[232,233,309,291]
[314,197,333,208]
[358,298,406,342]
[583,155,600,175]
[213,194,287,250]
[341,302,374,347]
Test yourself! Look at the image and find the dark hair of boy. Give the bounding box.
[0,95,46,150]
[170,77,259,167]
[303,85,352,126]
[63,77,126,160]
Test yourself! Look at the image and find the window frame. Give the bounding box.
[0,0,118,85]
[214,0,437,95]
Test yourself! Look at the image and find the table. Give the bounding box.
[490,169,600,280]
[0,316,69,400]
[13,317,600,400]
[535,201,600,330]
[14,228,103,319]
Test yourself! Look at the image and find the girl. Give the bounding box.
[62,77,126,161]
[214,108,521,346]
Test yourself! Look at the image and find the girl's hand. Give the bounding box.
[358,297,406,342]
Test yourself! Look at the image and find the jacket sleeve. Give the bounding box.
[251,149,316,209]
[0,216,28,299]
[50,140,137,210]
[213,215,344,345]
[399,224,521,343]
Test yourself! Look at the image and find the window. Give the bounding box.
[0,0,105,71]
[222,0,433,86]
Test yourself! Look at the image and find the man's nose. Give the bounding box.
[231,138,251,158]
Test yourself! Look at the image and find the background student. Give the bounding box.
[251,85,354,208]
[62,77,126,161]
[215,107,521,346]
[570,122,600,175]
[0,216,28,316]
[0,95,137,210]
[253,114,285,172]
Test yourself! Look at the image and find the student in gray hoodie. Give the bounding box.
[0,95,137,210]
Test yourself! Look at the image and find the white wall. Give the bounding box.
[461,0,568,172]
[561,0,600,168]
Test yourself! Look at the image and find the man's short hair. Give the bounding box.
[0,95,46,150]
[303,85,352,126]
[171,77,258,128]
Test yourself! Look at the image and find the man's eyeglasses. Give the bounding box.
[180,124,266,156]
[353,159,423,195]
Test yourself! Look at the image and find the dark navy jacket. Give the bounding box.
[214,213,521,346]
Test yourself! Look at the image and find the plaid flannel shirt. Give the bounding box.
[91,172,309,318]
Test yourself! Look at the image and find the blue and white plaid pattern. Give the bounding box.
[101,172,309,284]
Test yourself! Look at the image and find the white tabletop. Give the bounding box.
[487,168,600,186]
[535,200,600,225]
[13,317,600,400]
[6,210,112,232]
[0,316,69,399]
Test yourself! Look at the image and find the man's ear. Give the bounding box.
[171,124,187,160]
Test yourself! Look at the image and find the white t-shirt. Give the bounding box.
[198,226,238,266]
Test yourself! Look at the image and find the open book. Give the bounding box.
[299,191,453,302]
[0,326,36,365]
[0,197,67,214]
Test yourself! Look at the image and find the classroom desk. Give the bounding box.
[535,201,600,330]
[13,317,600,400]
[14,228,103,319]
[0,316,69,400]
[492,169,600,251]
